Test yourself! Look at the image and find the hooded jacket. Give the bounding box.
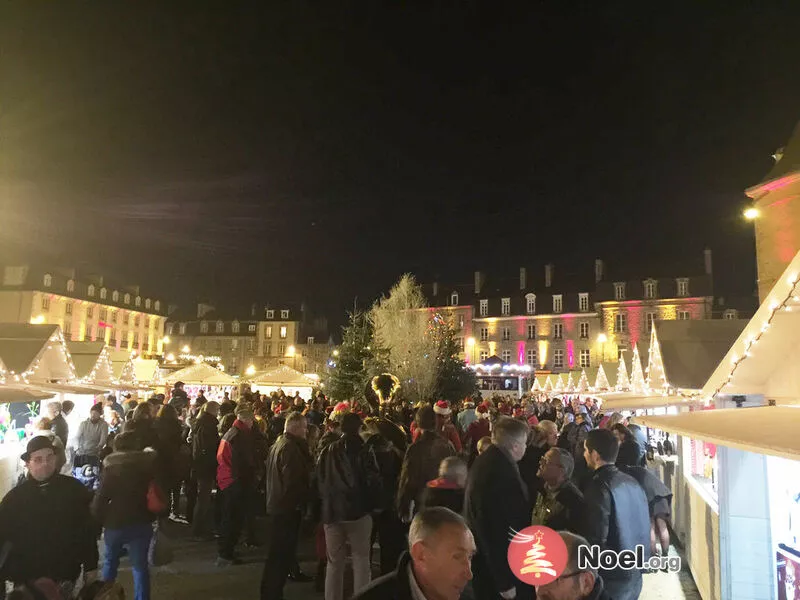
[93,450,157,528]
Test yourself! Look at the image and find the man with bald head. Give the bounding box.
[535,531,612,600]
[353,506,475,600]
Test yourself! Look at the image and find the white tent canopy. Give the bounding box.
[109,350,137,385]
[164,363,236,386]
[67,341,115,384]
[133,358,162,386]
[633,406,800,462]
[703,249,800,401]
[248,365,316,400]
[593,391,701,412]
[0,324,76,384]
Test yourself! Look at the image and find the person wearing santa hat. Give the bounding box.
[465,403,491,462]
[432,401,462,453]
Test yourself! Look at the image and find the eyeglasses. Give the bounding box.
[539,571,584,587]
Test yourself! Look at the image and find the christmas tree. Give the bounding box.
[595,365,610,390]
[615,358,630,391]
[324,311,388,403]
[565,371,576,392]
[645,325,668,392]
[576,369,589,392]
[630,344,647,394]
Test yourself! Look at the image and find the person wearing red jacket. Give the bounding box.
[215,404,256,566]
[410,401,462,453]
[465,403,491,459]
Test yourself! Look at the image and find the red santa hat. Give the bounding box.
[476,404,489,416]
[433,400,451,416]
[527,415,540,427]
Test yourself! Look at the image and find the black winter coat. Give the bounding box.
[317,433,382,524]
[363,433,403,512]
[464,444,530,597]
[265,433,313,514]
[93,450,157,528]
[353,552,470,600]
[580,464,651,583]
[191,411,220,479]
[50,414,69,448]
[396,430,455,519]
[420,481,464,514]
[518,444,548,509]
[123,418,160,452]
[0,475,98,584]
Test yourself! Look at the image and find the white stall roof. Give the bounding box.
[596,392,700,412]
[164,363,235,386]
[248,365,316,387]
[633,406,800,462]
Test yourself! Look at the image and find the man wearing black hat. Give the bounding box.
[0,437,98,594]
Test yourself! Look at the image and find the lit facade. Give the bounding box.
[0,265,167,356]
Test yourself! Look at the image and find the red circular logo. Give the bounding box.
[507,525,568,586]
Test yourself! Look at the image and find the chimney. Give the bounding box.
[595,259,605,283]
[474,271,484,294]
[432,281,439,297]
[544,264,554,288]
[197,303,215,319]
[704,248,713,276]
[251,303,257,317]
[519,267,527,290]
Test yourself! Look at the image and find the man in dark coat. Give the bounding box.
[168,381,189,413]
[532,448,585,533]
[261,412,313,600]
[420,456,467,515]
[352,507,475,600]
[0,437,98,593]
[47,401,69,448]
[581,429,651,600]
[397,406,455,521]
[464,417,532,600]
[190,401,220,538]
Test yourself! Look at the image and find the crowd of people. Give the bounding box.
[0,383,674,600]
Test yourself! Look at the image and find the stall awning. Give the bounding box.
[632,406,800,462]
[248,365,316,387]
[164,363,236,386]
[594,392,700,412]
[703,250,800,400]
[0,386,56,403]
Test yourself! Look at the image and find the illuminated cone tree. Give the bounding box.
[630,344,647,394]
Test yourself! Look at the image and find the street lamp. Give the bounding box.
[743,207,760,220]
[245,364,256,377]
[162,336,170,344]
[597,333,608,362]
[181,345,190,353]
[288,345,297,370]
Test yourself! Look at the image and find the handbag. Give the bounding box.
[147,480,168,514]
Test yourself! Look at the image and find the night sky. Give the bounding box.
[2,4,799,327]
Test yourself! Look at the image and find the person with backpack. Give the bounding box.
[189,401,220,539]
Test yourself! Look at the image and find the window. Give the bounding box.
[678,310,690,321]
[124,293,130,304]
[179,323,187,335]
[451,292,459,306]
[99,308,108,321]
[145,299,151,309]
[677,278,689,297]
[248,339,256,352]
[266,309,274,319]
[479,299,488,317]
[265,325,273,338]
[579,322,589,339]
[458,314,465,329]
[87,306,94,318]
[614,282,626,301]
[62,302,72,317]
[263,342,270,355]
[501,350,512,363]
[122,313,129,325]
[614,313,627,333]
[554,349,564,369]
[553,295,563,313]
[502,327,510,341]
[579,349,591,368]
[553,323,563,340]
[88,285,96,297]
[723,309,738,320]
[100,287,107,300]
[167,323,174,335]
[135,296,141,307]
[646,312,657,333]
[112,291,119,302]
[154,301,160,311]
[644,280,657,299]
[133,333,140,347]
[214,320,223,333]
[248,324,256,332]
[527,348,538,366]
[231,321,240,333]
[281,310,289,319]
[578,293,589,313]
[200,321,208,333]
[279,326,287,339]
[526,294,536,315]
[43,274,52,287]
[479,350,488,361]
[64,321,72,340]
[501,298,510,316]
[479,327,489,342]
[278,342,286,355]
[66,279,75,293]
[307,336,315,345]
[134,315,140,326]
[41,296,50,311]
[456,337,464,350]
[527,324,536,340]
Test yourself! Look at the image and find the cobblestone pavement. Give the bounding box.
[112,520,702,599]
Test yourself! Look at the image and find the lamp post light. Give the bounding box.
[245,364,256,377]
[743,207,760,221]
[597,333,608,363]
[288,345,297,370]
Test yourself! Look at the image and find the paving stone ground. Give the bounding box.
[110,519,702,599]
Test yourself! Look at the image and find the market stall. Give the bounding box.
[163,363,236,402]
[109,350,137,388]
[247,364,317,400]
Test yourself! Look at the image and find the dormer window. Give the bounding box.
[135,296,141,307]
[614,282,626,301]
[145,298,151,309]
[479,299,488,317]
[216,320,224,333]
[266,309,274,319]
[525,294,536,315]
[578,293,589,313]
[100,288,107,300]
[154,301,160,311]
[200,321,208,333]
[66,279,75,293]
[112,290,119,302]
[123,293,130,304]
[281,309,289,319]
[553,294,563,313]
[644,279,657,299]
[501,298,510,316]
[677,278,689,297]
[451,292,459,306]
[43,274,52,288]
[88,285,96,297]
[232,321,240,333]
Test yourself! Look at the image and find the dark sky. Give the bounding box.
[2,3,799,326]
